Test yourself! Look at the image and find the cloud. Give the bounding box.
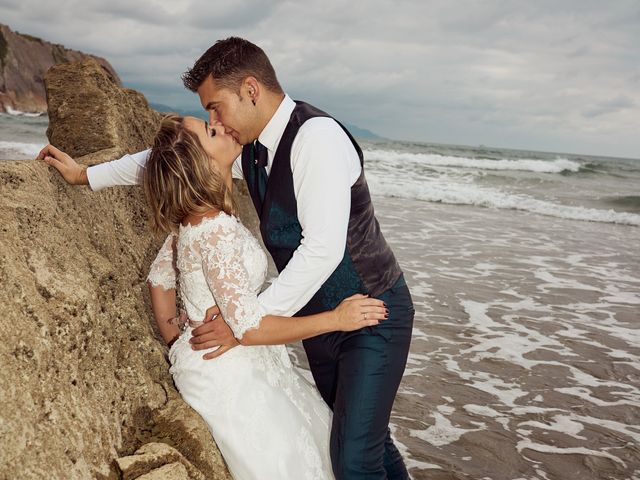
[0,0,638,157]
[583,95,636,118]
[184,0,284,30]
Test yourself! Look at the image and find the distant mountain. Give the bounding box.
[0,23,119,114]
[343,124,381,140]
[149,102,207,120]
[150,103,381,139]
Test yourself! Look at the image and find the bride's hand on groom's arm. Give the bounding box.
[36,144,89,185]
[189,305,239,360]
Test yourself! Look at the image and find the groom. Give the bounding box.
[39,37,414,480]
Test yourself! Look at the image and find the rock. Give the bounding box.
[40,56,262,237]
[136,462,190,480]
[0,59,240,479]
[116,442,205,480]
[148,396,231,480]
[44,58,162,159]
[0,23,120,114]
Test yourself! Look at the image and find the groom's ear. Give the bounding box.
[242,76,260,105]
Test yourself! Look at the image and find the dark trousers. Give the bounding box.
[303,275,414,479]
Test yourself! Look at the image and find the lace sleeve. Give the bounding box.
[193,217,265,339]
[147,234,178,290]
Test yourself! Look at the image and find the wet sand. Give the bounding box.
[289,197,640,480]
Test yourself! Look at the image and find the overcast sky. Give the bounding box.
[1,0,638,158]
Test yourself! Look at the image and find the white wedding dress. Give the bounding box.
[147,211,334,480]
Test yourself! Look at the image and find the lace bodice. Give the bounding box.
[147,211,269,339]
[146,212,334,479]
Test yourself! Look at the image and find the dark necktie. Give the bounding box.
[254,140,268,204]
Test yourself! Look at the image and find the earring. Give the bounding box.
[252,99,256,106]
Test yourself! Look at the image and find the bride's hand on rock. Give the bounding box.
[333,294,388,332]
[36,144,88,185]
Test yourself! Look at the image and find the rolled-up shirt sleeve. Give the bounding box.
[86,149,150,191]
[256,118,361,317]
[87,149,243,191]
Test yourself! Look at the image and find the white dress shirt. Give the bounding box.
[86,94,362,317]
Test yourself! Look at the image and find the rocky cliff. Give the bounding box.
[0,58,262,479]
[0,23,120,114]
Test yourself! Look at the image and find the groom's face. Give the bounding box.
[197,75,258,146]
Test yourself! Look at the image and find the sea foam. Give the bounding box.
[367,175,640,226]
[0,141,43,158]
[364,148,582,173]
[3,106,44,117]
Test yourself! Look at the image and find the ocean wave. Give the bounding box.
[368,177,640,226]
[0,141,43,158]
[3,106,44,117]
[364,148,582,174]
[603,195,640,212]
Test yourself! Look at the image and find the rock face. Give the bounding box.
[0,23,120,114]
[116,442,205,480]
[0,58,260,479]
[45,59,162,159]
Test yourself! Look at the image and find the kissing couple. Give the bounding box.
[39,37,414,480]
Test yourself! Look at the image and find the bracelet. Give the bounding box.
[168,311,189,332]
[167,334,179,349]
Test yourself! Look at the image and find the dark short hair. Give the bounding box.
[182,37,283,94]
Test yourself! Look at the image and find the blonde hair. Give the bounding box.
[143,114,237,234]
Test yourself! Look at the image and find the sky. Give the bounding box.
[1,0,638,158]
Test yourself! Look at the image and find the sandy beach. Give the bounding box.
[288,196,639,479]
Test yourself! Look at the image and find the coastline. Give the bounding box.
[4,147,639,479]
[2,55,639,479]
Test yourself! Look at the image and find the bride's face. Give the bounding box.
[183,116,242,171]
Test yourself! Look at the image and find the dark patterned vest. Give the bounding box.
[241,101,402,316]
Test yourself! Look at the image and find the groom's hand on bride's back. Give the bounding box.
[189,305,239,360]
[36,144,89,185]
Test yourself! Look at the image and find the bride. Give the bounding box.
[141,114,387,479]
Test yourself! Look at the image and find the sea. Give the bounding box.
[2,112,639,479]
